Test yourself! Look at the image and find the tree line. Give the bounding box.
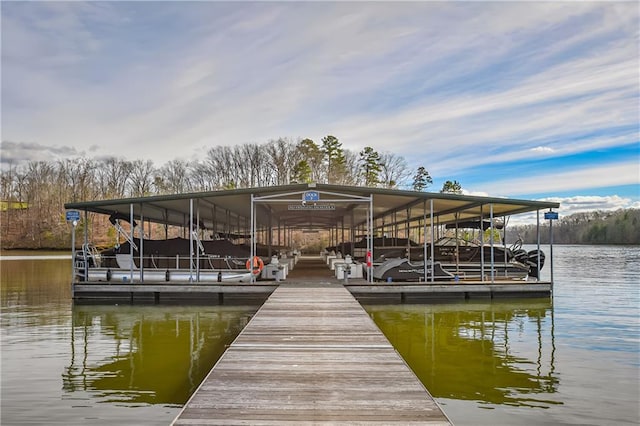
[507,208,640,245]
[4,134,634,249]
[1,136,463,249]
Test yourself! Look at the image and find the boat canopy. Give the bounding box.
[66,183,559,235]
[445,220,504,230]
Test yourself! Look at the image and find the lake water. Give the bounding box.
[1,245,638,425]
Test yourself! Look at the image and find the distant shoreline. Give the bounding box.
[0,249,72,261]
[0,254,72,261]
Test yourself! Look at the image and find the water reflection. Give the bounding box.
[0,256,71,310]
[63,304,256,405]
[366,300,560,408]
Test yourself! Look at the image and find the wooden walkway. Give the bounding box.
[172,284,451,425]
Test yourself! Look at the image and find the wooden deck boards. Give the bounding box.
[172,284,451,425]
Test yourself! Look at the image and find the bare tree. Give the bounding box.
[58,158,98,202]
[265,138,298,186]
[129,159,156,197]
[379,152,410,189]
[0,163,19,204]
[233,145,251,187]
[340,150,360,185]
[96,157,133,198]
[22,161,57,245]
[158,159,191,194]
[202,146,236,189]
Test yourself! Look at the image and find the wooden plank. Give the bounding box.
[172,285,451,425]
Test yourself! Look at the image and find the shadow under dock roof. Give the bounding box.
[64,183,559,231]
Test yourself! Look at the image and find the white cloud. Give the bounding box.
[461,190,491,197]
[466,161,640,197]
[540,195,638,212]
[530,147,556,154]
[0,141,91,168]
[508,195,639,225]
[336,48,638,173]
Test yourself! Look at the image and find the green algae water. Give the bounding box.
[365,245,640,425]
[2,246,639,425]
[1,252,258,424]
[367,301,558,407]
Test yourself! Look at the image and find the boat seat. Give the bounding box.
[115,253,137,270]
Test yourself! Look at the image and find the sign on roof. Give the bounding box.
[544,211,559,220]
[66,210,81,222]
[303,191,320,202]
[288,204,335,211]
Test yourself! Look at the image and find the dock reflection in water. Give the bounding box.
[366,300,559,409]
[62,304,257,406]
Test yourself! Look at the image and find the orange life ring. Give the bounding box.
[246,256,264,275]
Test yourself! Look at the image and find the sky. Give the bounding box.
[1,1,639,220]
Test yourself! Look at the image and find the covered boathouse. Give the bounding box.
[64,183,560,302]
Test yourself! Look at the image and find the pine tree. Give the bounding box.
[412,166,433,191]
[291,160,312,184]
[297,138,324,182]
[441,180,462,194]
[358,146,382,187]
[321,135,346,184]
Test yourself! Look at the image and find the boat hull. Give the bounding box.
[372,259,455,282]
[440,261,529,280]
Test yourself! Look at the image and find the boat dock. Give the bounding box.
[72,256,551,302]
[172,284,451,425]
